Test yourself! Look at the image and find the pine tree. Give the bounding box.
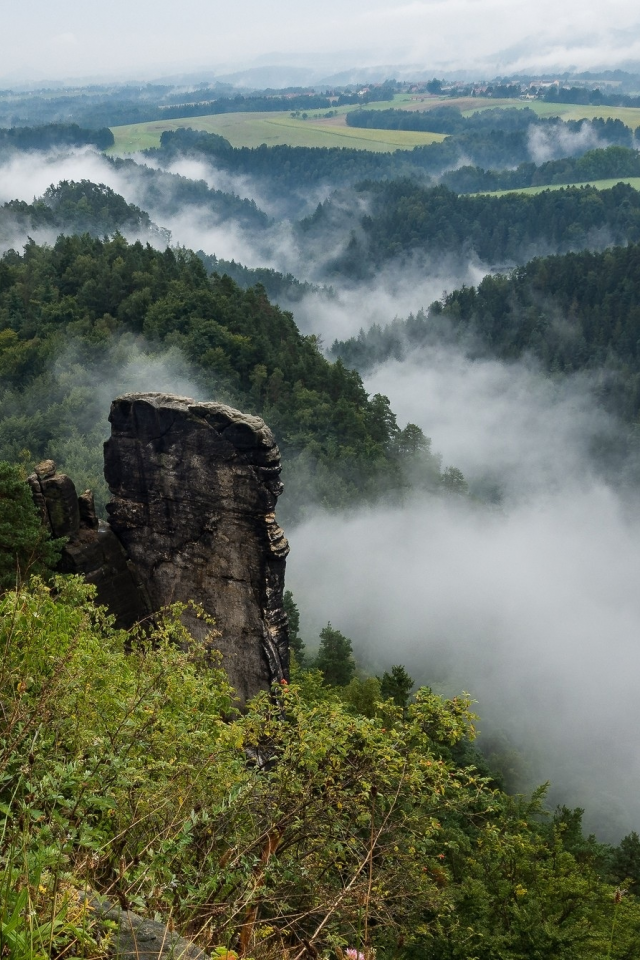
[380,664,414,709]
[315,622,356,687]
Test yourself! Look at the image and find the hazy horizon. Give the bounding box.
[4,1,640,86]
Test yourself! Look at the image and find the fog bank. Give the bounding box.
[286,343,640,841]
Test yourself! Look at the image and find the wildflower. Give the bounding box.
[345,950,365,960]
[280,679,288,685]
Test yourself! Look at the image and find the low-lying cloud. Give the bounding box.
[528,121,605,166]
[285,341,640,841]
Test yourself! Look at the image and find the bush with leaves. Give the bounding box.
[2,578,640,959]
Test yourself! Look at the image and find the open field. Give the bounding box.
[476,177,640,197]
[345,93,640,128]
[456,98,640,127]
[109,107,448,154]
[392,95,640,127]
[109,93,640,156]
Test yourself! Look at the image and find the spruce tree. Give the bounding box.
[315,622,356,687]
[380,664,414,709]
[284,589,306,665]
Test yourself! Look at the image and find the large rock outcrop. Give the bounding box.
[28,394,290,702]
[104,393,290,702]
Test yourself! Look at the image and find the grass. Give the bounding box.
[353,93,640,128]
[453,98,640,128]
[108,105,447,154]
[475,177,640,197]
[108,94,640,156]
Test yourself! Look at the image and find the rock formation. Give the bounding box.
[28,394,290,702]
[103,393,289,701]
[27,459,151,628]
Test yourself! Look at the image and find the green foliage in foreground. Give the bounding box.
[0,234,452,520]
[2,578,640,960]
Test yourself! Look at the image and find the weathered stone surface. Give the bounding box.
[78,489,99,529]
[27,396,290,701]
[104,393,289,702]
[84,894,206,960]
[35,470,80,539]
[28,461,150,629]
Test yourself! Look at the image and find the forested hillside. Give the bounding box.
[108,156,270,228]
[333,241,640,417]
[149,113,637,208]
[0,180,167,243]
[441,144,640,194]
[197,251,331,302]
[312,180,640,276]
[0,233,447,519]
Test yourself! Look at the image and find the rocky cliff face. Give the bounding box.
[29,394,290,702]
[27,459,151,628]
[103,393,289,702]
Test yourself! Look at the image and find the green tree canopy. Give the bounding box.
[380,663,414,709]
[0,461,60,592]
[315,622,356,686]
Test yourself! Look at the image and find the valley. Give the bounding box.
[3,52,640,960]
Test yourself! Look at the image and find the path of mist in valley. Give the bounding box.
[286,335,640,842]
[2,146,640,839]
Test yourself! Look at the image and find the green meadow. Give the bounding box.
[108,94,640,156]
[109,105,448,154]
[476,177,640,197]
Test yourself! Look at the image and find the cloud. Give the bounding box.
[48,32,77,48]
[2,0,640,81]
[527,121,605,165]
[285,341,640,841]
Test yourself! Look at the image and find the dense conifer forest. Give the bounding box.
[0,233,447,518]
[332,242,640,418]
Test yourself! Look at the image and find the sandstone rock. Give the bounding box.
[27,396,290,701]
[104,393,290,702]
[28,461,150,629]
[78,489,99,529]
[31,466,80,539]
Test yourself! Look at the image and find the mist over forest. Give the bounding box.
[5,51,640,957]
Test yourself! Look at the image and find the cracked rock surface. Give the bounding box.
[104,393,290,702]
[27,460,150,628]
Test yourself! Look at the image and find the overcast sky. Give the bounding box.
[3,0,640,84]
